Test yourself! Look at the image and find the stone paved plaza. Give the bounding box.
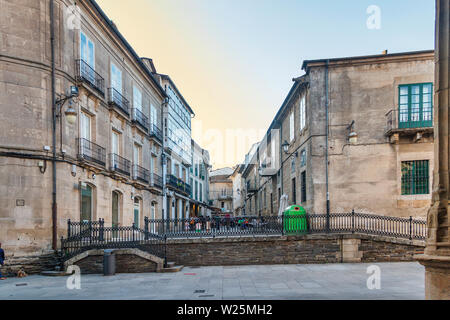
[0,262,424,300]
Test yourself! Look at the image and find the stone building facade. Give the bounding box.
[0,0,168,257]
[240,50,434,219]
[209,168,234,215]
[189,139,211,217]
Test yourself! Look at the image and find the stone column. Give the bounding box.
[416,0,450,300]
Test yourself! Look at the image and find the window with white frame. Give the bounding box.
[110,63,122,94]
[80,31,95,69]
[299,94,306,131]
[289,111,294,142]
[133,86,142,111]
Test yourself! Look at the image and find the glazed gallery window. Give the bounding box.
[398,83,433,129]
[299,95,306,131]
[289,112,294,142]
[300,149,306,167]
[401,160,429,195]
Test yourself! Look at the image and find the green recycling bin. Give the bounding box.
[283,205,307,235]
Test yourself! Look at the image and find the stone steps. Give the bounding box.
[157,262,184,273]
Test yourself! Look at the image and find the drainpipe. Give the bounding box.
[325,60,330,232]
[50,0,58,251]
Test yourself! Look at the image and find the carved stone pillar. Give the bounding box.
[416,0,450,300]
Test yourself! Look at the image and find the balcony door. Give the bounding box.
[80,32,95,68]
[399,83,433,129]
[111,63,122,95]
[111,131,120,170]
[134,198,140,228]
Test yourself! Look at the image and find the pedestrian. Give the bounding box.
[0,243,6,280]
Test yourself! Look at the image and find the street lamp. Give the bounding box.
[65,100,77,125]
[56,85,79,124]
[282,140,290,154]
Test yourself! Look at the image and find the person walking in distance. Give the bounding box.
[0,243,6,280]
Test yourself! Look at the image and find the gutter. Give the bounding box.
[325,60,330,231]
[50,0,58,251]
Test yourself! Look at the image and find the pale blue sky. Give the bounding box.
[98,0,435,167]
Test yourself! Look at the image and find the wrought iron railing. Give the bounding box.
[167,174,190,195]
[145,212,427,240]
[77,138,106,167]
[110,153,131,176]
[75,59,105,95]
[133,164,150,184]
[61,218,165,261]
[108,88,130,115]
[152,173,163,189]
[386,109,433,134]
[132,108,149,132]
[149,124,163,142]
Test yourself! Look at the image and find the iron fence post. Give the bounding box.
[352,209,355,234]
[144,216,149,240]
[99,218,104,241]
[164,235,168,268]
[409,216,413,240]
[281,214,285,236]
[67,219,71,238]
[132,222,136,243]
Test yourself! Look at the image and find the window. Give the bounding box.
[80,31,95,69]
[133,144,141,165]
[292,178,296,204]
[111,131,120,155]
[399,83,433,129]
[81,184,93,222]
[150,104,158,128]
[111,63,122,93]
[80,112,91,141]
[289,112,294,142]
[300,149,306,167]
[270,193,273,214]
[291,157,296,174]
[301,171,307,203]
[190,178,193,198]
[299,95,306,131]
[133,86,142,111]
[199,183,203,202]
[401,160,429,195]
[195,181,198,201]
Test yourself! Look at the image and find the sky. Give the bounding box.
[96,0,435,169]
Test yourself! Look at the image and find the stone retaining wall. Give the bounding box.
[165,234,425,267]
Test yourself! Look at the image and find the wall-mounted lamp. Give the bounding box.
[282,140,298,157]
[71,164,77,177]
[347,120,358,145]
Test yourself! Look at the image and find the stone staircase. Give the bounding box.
[158,261,184,273]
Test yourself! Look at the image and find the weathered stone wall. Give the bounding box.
[166,234,425,267]
[1,253,60,276]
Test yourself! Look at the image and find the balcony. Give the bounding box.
[75,60,105,96]
[133,164,150,184]
[167,174,190,195]
[246,182,258,194]
[109,153,131,176]
[386,109,433,137]
[217,192,234,200]
[108,88,130,116]
[77,138,106,167]
[131,108,149,132]
[152,173,163,189]
[149,124,163,142]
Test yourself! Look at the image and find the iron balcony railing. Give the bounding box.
[246,182,258,193]
[77,138,106,167]
[149,124,163,142]
[144,212,427,241]
[132,108,149,132]
[61,218,166,261]
[108,88,130,115]
[386,109,433,134]
[133,164,150,184]
[167,174,191,195]
[110,153,131,176]
[152,173,163,189]
[75,59,105,96]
